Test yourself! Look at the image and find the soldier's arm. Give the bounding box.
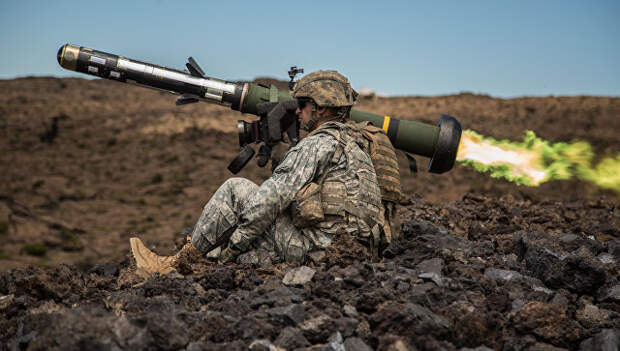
[229,134,338,251]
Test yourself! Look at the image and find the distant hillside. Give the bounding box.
[0,77,618,270]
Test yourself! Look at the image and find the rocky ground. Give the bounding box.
[1,193,618,350]
[0,77,619,350]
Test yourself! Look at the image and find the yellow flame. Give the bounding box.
[456,129,620,193]
[457,132,547,185]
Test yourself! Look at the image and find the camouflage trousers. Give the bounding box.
[190,178,311,263]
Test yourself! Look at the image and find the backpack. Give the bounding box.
[346,121,402,244]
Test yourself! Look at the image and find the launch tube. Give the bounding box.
[239,84,440,157]
[57,44,245,108]
[57,44,461,173]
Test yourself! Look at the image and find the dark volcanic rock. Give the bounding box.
[88,262,120,277]
[484,268,523,282]
[441,300,501,348]
[607,240,620,260]
[0,265,86,301]
[344,337,372,351]
[579,328,620,351]
[370,302,452,341]
[274,327,310,349]
[598,284,620,304]
[416,257,444,275]
[1,194,619,350]
[299,314,336,344]
[265,303,305,326]
[521,235,607,295]
[250,286,303,308]
[510,301,582,348]
[575,298,618,329]
[282,266,315,286]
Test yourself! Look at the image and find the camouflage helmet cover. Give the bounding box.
[293,70,358,107]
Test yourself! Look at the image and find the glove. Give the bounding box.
[218,245,241,264]
[256,100,300,171]
[257,100,299,144]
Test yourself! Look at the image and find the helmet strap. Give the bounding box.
[301,103,318,132]
[335,106,352,120]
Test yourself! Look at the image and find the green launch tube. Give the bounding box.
[57,43,461,173]
[349,110,438,159]
[240,83,439,158]
[239,82,459,173]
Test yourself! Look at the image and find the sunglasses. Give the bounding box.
[297,98,314,109]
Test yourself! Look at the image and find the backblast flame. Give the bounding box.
[457,131,547,185]
[456,130,620,193]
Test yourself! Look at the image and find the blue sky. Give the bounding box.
[1,1,618,97]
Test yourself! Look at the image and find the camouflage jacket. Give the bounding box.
[229,121,381,251]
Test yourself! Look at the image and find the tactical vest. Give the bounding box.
[292,121,402,249]
[345,121,402,243]
[292,122,382,236]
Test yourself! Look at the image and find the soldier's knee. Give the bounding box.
[223,177,255,188]
[226,178,259,198]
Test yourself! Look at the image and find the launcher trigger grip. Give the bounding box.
[257,144,271,167]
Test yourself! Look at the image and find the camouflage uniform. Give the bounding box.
[190,120,382,264]
[130,70,394,274]
[189,177,306,263]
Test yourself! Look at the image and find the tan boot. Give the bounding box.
[130,237,203,278]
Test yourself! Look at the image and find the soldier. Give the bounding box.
[130,70,400,277]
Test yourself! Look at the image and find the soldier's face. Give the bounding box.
[296,103,314,126]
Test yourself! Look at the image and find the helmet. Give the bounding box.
[293,70,358,107]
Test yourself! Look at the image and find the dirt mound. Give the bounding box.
[1,193,618,350]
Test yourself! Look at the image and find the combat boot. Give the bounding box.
[130,237,203,278]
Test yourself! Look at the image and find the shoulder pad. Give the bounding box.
[307,122,345,139]
[346,120,383,134]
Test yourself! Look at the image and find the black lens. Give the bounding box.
[297,98,312,109]
[237,120,251,146]
[237,120,261,146]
